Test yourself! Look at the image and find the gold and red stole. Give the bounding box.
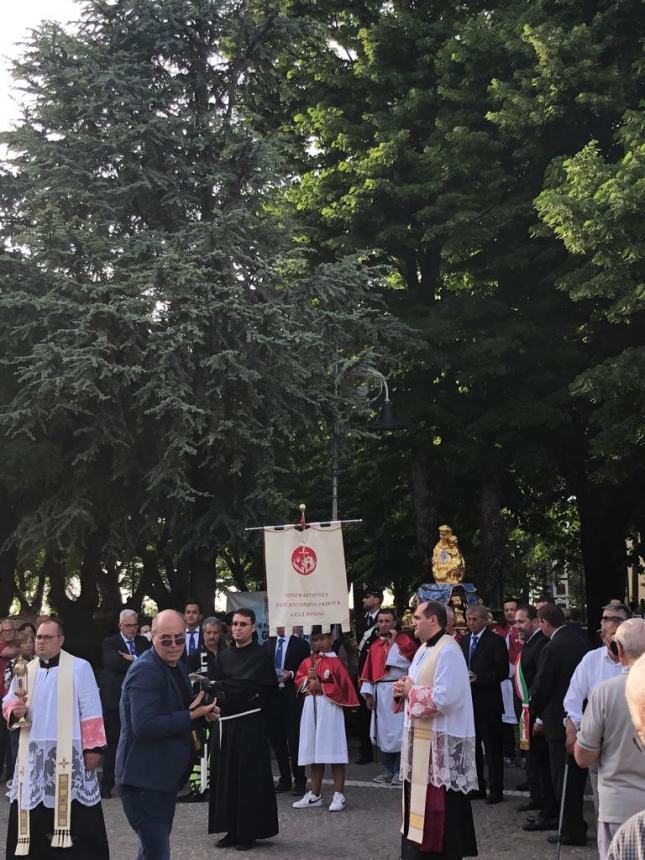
[15,651,75,855]
[404,634,456,845]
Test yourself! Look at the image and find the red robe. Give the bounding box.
[493,622,522,664]
[359,632,418,684]
[295,654,359,707]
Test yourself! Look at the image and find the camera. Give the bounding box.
[188,673,220,706]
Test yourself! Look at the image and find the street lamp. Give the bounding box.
[331,367,402,520]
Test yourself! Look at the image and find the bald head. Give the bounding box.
[152,610,186,666]
[626,651,645,743]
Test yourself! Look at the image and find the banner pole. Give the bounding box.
[245,518,362,532]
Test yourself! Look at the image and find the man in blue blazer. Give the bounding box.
[116,609,218,859]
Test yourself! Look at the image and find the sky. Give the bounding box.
[1,1,80,131]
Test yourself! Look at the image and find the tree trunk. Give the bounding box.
[410,450,437,583]
[478,478,505,608]
[189,548,217,616]
[0,483,17,616]
[576,484,628,633]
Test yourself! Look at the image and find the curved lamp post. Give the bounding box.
[331,367,402,520]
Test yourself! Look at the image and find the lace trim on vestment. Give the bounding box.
[10,741,100,810]
[400,728,478,793]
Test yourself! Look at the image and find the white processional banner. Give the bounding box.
[264,522,350,635]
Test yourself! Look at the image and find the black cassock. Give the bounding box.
[6,800,109,859]
[207,642,279,843]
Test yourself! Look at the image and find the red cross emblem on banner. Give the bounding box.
[291,545,317,576]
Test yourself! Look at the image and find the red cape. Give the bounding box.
[295,654,359,708]
[359,632,418,684]
[493,623,522,663]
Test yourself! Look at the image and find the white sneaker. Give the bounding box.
[329,792,346,812]
[372,772,392,784]
[292,791,322,809]
[390,774,402,786]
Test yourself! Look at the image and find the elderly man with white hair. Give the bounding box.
[99,608,151,798]
[574,618,645,859]
[605,650,645,860]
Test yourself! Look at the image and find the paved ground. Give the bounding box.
[0,756,598,859]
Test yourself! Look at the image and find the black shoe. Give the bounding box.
[274,780,291,793]
[216,834,237,848]
[100,784,113,799]
[292,782,306,796]
[236,842,255,851]
[523,819,558,832]
[517,800,541,812]
[467,789,486,800]
[547,835,587,846]
[486,793,504,805]
[356,753,374,764]
[177,789,208,803]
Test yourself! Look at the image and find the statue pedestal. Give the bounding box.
[416,582,479,634]
[417,582,478,606]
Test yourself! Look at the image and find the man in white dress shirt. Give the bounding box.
[564,602,629,813]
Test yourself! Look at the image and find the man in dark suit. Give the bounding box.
[262,627,311,795]
[461,604,509,803]
[355,586,383,763]
[183,598,204,657]
[514,604,557,829]
[100,609,150,798]
[531,603,590,846]
[116,610,217,859]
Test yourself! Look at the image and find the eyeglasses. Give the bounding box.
[601,616,625,624]
[232,621,251,628]
[35,634,60,641]
[157,634,186,647]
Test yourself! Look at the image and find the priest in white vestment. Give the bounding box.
[3,617,109,859]
[360,609,417,784]
[393,600,478,860]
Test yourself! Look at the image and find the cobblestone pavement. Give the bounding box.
[0,760,598,859]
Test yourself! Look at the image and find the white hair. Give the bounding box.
[615,618,645,659]
[626,651,645,731]
[119,609,138,623]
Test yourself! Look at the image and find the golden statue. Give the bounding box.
[449,595,467,628]
[432,524,466,584]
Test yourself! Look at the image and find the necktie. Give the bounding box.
[189,630,197,654]
[127,639,136,657]
[275,637,284,670]
[469,634,479,667]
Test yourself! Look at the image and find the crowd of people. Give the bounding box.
[2,591,645,859]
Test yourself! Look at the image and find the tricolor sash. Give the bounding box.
[514,654,530,751]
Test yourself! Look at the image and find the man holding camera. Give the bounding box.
[116,610,218,860]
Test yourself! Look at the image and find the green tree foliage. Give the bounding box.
[0,0,407,648]
[273,0,645,618]
[537,108,645,481]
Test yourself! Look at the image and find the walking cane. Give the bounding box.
[555,760,569,860]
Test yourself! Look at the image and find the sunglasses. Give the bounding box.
[157,634,186,647]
